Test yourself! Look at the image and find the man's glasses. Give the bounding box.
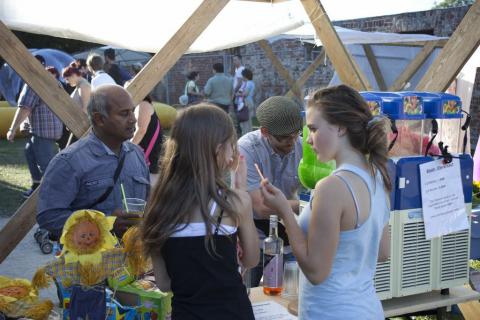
[272,130,301,143]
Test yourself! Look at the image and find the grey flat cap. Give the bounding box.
[256,96,303,136]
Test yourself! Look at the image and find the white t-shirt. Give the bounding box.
[91,71,116,89]
[233,65,245,92]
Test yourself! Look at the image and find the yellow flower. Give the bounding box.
[60,210,117,266]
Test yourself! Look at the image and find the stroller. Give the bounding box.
[33,228,55,254]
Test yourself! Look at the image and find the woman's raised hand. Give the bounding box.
[260,179,290,218]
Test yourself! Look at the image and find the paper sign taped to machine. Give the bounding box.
[419,158,468,239]
[252,301,297,319]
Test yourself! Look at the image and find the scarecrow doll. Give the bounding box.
[0,276,53,320]
[32,209,149,320]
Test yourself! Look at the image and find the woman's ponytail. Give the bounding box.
[366,116,392,191]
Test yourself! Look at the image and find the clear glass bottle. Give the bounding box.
[263,215,284,295]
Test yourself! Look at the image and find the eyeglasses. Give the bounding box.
[272,130,301,143]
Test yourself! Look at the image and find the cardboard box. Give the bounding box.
[114,280,172,320]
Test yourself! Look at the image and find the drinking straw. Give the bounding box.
[254,163,265,181]
[120,183,129,212]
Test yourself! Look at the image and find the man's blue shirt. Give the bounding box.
[37,132,150,237]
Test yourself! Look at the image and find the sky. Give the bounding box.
[320,0,438,21]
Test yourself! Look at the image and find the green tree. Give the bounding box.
[433,0,474,8]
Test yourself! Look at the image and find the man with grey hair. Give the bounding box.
[87,53,115,89]
[37,85,150,238]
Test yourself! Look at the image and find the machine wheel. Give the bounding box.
[41,242,53,254]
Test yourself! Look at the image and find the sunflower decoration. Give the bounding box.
[0,276,53,320]
[32,209,150,290]
[60,209,117,265]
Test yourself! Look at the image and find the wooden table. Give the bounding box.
[250,286,480,319]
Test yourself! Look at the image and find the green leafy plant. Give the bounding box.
[433,0,474,9]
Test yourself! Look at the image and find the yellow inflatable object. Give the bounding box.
[0,103,18,139]
[0,102,177,139]
[152,103,176,129]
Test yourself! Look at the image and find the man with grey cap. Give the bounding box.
[238,96,303,286]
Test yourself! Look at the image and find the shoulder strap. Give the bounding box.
[334,172,361,229]
[87,152,126,208]
[214,208,225,236]
[143,119,161,165]
[213,192,227,235]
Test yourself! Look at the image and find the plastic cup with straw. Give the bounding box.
[120,183,146,219]
[120,183,129,213]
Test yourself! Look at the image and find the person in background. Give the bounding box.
[74,58,91,82]
[232,54,245,94]
[37,84,149,239]
[260,85,391,319]
[237,96,303,286]
[185,71,203,106]
[62,62,91,113]
[125,66,164,180]
[7,64,64,198]
[231,54,246,135]
[142,104,258,319]
[104,48,132,86]
[204,63,233,113]
[87,54,115,89]
[235,68,255,136]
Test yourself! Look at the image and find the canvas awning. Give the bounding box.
[0,0,306,53]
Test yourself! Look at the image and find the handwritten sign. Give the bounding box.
[419,159,469,239]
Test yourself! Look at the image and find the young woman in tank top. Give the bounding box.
[260,85,392,319]
[141,104,259,319]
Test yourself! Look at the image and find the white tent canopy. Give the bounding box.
[0,0,306,53]
[281,25,446,45]
[1,0,447,53]
[328,44,442,90]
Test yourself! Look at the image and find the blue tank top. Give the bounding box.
[297,164,389,319]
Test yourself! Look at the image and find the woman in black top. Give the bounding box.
[142,104,259,319]
[126,82,163,173]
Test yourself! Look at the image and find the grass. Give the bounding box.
[0,138,31,217]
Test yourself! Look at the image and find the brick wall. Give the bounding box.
[334,6,470,36]
[470,68,480,154]
[165,40,333,107]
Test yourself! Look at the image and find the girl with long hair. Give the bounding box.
[260,85,391,319]
[141,104,259,319]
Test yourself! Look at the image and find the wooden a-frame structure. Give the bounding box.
[0,0,480,263]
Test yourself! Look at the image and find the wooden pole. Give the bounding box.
[285,48,325,98]
[299,0,372,90]
[126,0,230,105]
[0,0,229,263]
[0,191,38,263]
[416,2,480,91]
[389,41,438,91]
[258,40,302,99]
[379,40,447,48]
[363,44,387,91]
